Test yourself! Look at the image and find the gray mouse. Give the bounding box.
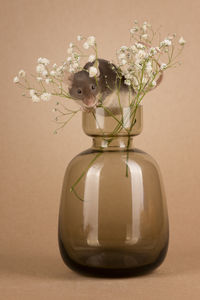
[65,58,133,111]
[65,58,163,111]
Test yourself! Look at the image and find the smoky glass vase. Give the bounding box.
[58,105,169,277]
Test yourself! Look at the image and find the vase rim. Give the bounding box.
[82,105,143,137]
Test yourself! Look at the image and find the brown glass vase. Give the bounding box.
[58,105,169,277]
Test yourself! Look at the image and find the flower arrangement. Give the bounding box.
[14,20,185,130]
[13,20,185,200]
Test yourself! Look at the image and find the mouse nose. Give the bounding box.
[83,96,96,107]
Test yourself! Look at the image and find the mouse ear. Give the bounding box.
[63,71,74,88]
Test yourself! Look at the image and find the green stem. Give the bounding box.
[70,152,103,199]
[125,133,131,177]
[54,110,79,132]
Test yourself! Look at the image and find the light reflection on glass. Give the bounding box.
[126,160,144,244]
[83,163,103,246]
[95,108,104,129]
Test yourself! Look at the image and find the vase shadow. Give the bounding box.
[0,250,158,280]
[149,248,200,278]
[0,250,83,281]
[1,248,199,281]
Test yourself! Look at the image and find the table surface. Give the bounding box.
[1,244,199,300]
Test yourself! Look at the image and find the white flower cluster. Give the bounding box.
[83,36,96,49]
[29,89,51,103]
[160,39,172,47]
[89,66,98,77]
[35,57,66,83]
[49,62,66,78]
[66,43,81,73]
[13,57,65,102]
[13,23,186,112]
[88,54,96,63]
[129,21,151,41]
[13,69,26,83]
[35,57,51,82]
[117,42,157,88]
[116,21,186,90]
[65,35,97,73]
[178,36,186,45]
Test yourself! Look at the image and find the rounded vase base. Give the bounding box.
[58,237,169,278]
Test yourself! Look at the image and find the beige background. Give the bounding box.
[1,0,200,299]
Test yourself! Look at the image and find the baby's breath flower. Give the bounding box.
[135,61,142,70]
[118,53,126,60]
[69,42,73,48]
[52,63,57,69]
[160,63,167,70]
[121,59,127,65]
[142,76,148,84]
[67,47,73,54]
[72,62,79,69]
[142,21,147,32]
[135,49,147,61]
[50,70,56,76]
[83,42,89,49]
[41,92,51,101]
[45,78,51,84]
[160,39,172,47]
[56,66,64,75]
[120,45,128,52]
[125,72,133,80]
[37,57,42,64]
[67,57,72,62]
[145,61,152,74]
[151,80,157,87]
[32,95,40,102]
[29,89,36,97]
[133,77,139,86]
[124,79,131,86]
[42,70,48,77]
[130,27,138,34]
[149,47,157,56]
[69,65,75,72]
[130,45,137,53]
[77,35,82,41]
[43,58,50,65]
[18,70,26,77]
[37,57,50,66]
[87,36,96,46]
[179,36,186,45]
[36,64,45,74]
[13,76,19,83]
[135,43,145,49]
[37,77,43,81]
[72,52,80,61]
[142,34,148,40]
[88,54,96,62]
[89,66,98,77]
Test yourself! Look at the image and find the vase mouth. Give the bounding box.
[82,105,143,137]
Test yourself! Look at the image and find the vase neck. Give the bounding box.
[92,136,134,151]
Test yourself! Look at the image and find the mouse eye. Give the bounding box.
[77,88,82,94]
[91,84,96,90]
